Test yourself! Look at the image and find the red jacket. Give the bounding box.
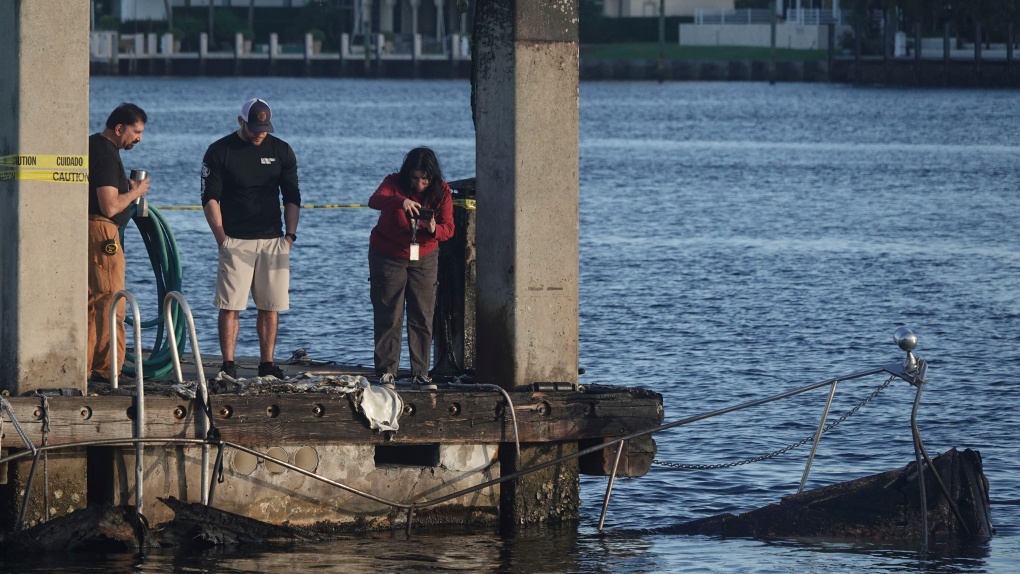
[368,173,454,259]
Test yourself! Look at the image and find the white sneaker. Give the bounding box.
[378,373,396,390]
[411,375,437,390]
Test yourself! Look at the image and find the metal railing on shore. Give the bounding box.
[89,30,471,64]
[693,8,849,26]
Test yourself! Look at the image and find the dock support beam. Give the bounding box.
[0,2,90,530]
[473,0,581,526]
[0,1,90,395]
[473,0,580,392]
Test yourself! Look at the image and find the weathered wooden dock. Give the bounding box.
[1,355,662,531]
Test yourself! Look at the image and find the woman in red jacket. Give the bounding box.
[368,147,454,390]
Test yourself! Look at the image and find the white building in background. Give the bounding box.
[602,1,841,18]
[603,0,734,18]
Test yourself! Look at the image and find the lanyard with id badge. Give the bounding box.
[408,207,434,261]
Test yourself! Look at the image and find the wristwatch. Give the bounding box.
[285,232,297,242]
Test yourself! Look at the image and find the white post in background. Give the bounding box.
[434,0,444,41]
[304,32,313,59]
[133,33,144,54]
[199,32,208,57]
[234,32,244,55]
[341,33,350,58]
[410,0,420,37]
[413,33,422,59]
[451,33,460,58]
[380,0,396,33]
[161,33,173,55]
[147,33,157,55]
[269,33,278,57]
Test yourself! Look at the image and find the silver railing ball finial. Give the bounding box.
[893,327,918,372]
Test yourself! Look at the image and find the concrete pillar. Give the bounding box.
[474,0,580,391]
[0,0,90,528]
[0,0,90,393]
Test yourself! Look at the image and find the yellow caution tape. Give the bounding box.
[298,203,369,209]
[153,200,476,211]
[0,169,89,183]
[0,154,87,169]
[155,203,371,211]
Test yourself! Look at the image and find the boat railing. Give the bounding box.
[1,328,953,549]
[162,291,212,506]
[109,289,146,515]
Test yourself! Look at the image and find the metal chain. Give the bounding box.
[653,375,895,471]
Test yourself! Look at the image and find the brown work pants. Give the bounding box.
[87,218,126,379]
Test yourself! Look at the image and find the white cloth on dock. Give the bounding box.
[358,379,403,432]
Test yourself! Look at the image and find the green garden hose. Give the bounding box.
[121,203,186,379]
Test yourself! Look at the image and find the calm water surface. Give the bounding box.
[10,78,1019,572]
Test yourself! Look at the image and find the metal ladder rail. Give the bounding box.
[595,331,944,537]
[162,291,212,506]
[594,363,899,532]
[109,289,146,515]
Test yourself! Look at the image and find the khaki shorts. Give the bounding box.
[215,236,290,311]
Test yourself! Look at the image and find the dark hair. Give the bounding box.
[398,147,447,206]
[105,103,147,130]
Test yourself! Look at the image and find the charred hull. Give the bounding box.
[669,448,993,543]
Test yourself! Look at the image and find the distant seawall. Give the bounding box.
[91,57,1020,87]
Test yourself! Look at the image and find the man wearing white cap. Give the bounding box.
[201,98,300,380]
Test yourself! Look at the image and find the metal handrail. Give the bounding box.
[798,379,839,494]
[162,291,212,505]
[109,289,145,515]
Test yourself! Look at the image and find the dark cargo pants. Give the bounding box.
[368,245,439,378]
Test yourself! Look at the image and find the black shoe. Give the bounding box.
[258,362,286,379]
[220,361,237,379]
[411,375,437,390]
[88,372,110,384]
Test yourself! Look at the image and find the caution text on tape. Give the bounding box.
[0,169,89,183]
[0,154,87,169]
